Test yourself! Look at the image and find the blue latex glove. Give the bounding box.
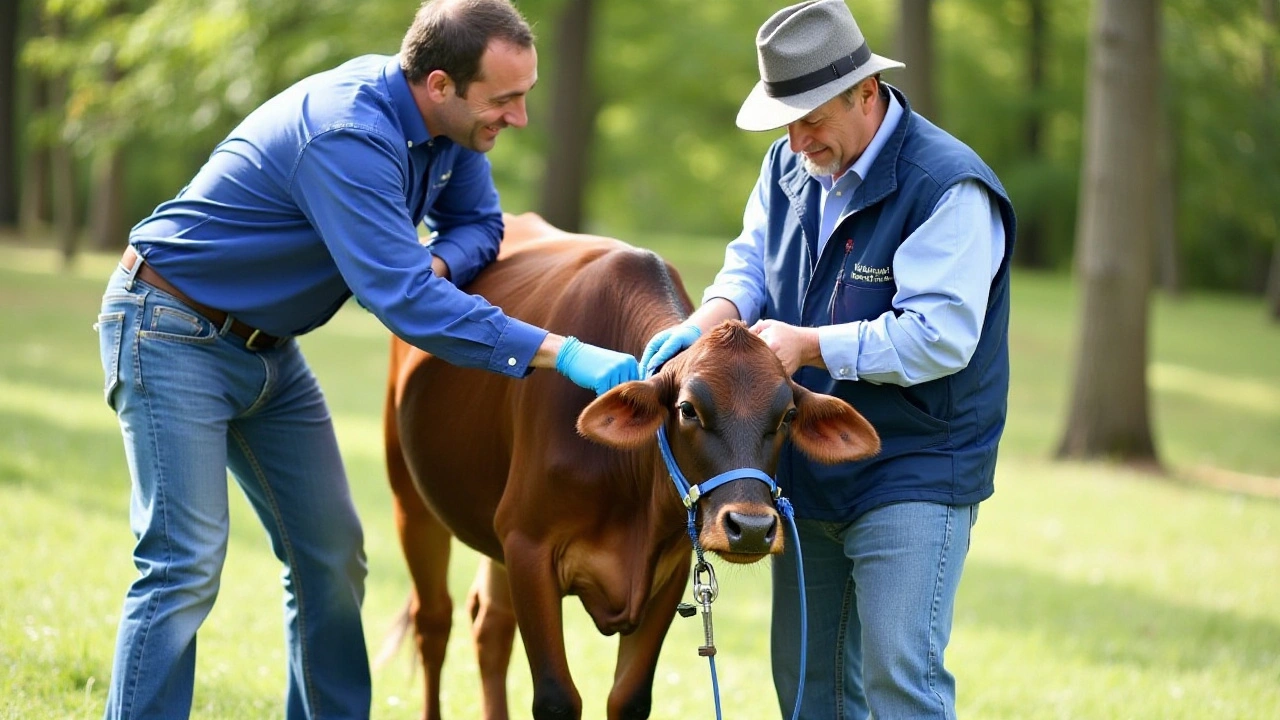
[640,323,701,376]
[555,336,641,395]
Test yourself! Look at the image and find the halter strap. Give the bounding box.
[655,428,779,507]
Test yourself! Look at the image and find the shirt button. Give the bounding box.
[835,191,842,196]
[839,367,851,377]
[407,140,414,148]
[507,357,517,367]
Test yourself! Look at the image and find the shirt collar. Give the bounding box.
[383,57,431,149]
[818,89,904,191]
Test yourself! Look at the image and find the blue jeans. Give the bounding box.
[96,261,370,719]
[771,502,978,720]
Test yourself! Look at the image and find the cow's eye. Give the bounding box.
[782,408,797,426]
[678,401,698,421]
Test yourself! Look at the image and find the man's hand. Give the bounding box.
[750,319,824,376]
[555,336,641,395]
[639,323,702,376]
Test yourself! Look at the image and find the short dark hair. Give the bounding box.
[400,0,535,96]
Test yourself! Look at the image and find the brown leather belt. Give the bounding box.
[122,245,286,351]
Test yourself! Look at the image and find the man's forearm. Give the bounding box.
[531,333,568,369]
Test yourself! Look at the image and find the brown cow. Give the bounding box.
[383,213,879,720]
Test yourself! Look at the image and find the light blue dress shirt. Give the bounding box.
[704,91,1007,387]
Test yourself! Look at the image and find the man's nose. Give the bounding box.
[505,97,529,129]
[787,122,808,153]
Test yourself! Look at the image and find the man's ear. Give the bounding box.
[577,377,667,450]
[425,69,453,102]
[788,381,880,464]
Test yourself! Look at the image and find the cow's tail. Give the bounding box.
[373,595,417,676]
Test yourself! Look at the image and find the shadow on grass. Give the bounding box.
[962,559,1280,676]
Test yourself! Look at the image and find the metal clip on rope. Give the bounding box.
[693,561,719,657]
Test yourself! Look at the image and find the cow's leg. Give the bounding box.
[386,399,453,720]
[466,557,516,720]
[608,563,689,720]
[504,540,581,720]
[400,511,453,720]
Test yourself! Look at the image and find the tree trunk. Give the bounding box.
[20,75,52,233]
[0,0,20,227]
[50,68,79,265]
[1013,0,1048,268]
[896,0,935,119]
[538,0,594,232]
[1153,85,1182,296]
[1262,0,1280,321]
[1056,0,1161,466]
[1267,245,1280,321]
[88,147,128,251]
[35,10,80,263]
[89,15,129,253]
[42,8,79,262]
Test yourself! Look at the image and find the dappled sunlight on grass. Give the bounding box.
[1150,362,1280,418]
[0,378,119,435]
[979,457,1279,617]
[4,243,1280,718]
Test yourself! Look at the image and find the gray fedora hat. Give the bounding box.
[737,0,905,132]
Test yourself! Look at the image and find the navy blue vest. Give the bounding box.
[762,88,1017,521]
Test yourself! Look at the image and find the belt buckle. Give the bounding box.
[245,328,269,352]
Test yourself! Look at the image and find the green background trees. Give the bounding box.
[3,0,1276,298]
[2,2,1278,715]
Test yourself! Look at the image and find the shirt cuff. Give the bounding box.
[487,317,548,378]
[818,323,862,382]
[427,238,468,278]
[702,283,762,325]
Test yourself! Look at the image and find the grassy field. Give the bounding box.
[1,238,1278,719]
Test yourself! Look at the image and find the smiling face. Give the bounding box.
[786,78,884,178]
[422,40,538,152]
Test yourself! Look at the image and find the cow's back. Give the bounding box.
[388,214,692,560]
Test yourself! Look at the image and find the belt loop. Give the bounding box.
[218,314,236,338]
[123,247,142,290]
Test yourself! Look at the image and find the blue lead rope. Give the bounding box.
[776,496,807,720]
[655,428,807,720]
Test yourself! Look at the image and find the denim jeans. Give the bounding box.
[771,502,978,720]
[96,261,370,719]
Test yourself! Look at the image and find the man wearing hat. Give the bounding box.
[642,0,1016,717]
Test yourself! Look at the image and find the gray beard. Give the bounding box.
[802,154,841,178]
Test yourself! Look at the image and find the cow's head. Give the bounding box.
[577,321,879,563]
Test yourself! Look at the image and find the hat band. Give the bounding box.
[763,43,872,98]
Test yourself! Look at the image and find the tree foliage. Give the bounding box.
[9,0,1280,294]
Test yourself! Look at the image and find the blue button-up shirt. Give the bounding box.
[705,91,1007,386]
[130,55,546,376]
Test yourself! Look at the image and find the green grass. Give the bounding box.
[2,240,1278,719]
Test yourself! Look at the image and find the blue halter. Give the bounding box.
[655,427,779,511]
[655,425,808,720]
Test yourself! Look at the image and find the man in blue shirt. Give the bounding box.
[95,1,637,717]
[642,1,1016,718]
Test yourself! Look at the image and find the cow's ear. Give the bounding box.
[788,381,880,464]
[577,378,666,449]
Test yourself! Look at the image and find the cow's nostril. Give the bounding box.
[724,511,778,552]
[725,513,742,539]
